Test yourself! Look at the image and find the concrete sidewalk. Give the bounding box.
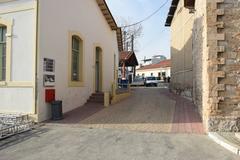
[0,126,238,160]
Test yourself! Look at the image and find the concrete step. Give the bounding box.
[92,92,104,96]
[235,133,240,140]
[209,132,240,156]
[88,96,104,101]
[87,99,104,103]
[86,92,104,104]
[89,96,104,100]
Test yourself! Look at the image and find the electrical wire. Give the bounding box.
[140,28,168,51]
[120,0,170,28]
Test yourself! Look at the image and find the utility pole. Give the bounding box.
[131,34,134,52]
[131,34,136,79]
[123,31,127,51]
[126,42,129,51]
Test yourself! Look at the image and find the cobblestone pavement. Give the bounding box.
[49,88,204,134]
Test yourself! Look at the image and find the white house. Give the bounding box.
[0,0,122,122]
[136,60,171,79]
[139,55,167,67]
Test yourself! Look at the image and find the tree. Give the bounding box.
[117,18,143,52]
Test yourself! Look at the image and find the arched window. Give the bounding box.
[71,35,80,81]
[0,25,7,81]
[0,19,13,85]
[68,32,84,87]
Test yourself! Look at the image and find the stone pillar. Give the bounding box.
[207,0,240,132]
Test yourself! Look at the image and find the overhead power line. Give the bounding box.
[140,28,168,51]
[120,0,170,28]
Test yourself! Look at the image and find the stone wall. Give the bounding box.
[192,0,208,128]
[169,0,240,132]
[206,0,240,132]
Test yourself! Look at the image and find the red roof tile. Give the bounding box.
[120,51,133,61]
[119,51,138,67]
[137,60,171,70]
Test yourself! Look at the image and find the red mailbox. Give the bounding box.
[45,89,55,103]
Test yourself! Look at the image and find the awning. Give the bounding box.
[119,51,138,67]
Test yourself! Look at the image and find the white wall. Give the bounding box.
[0,0,36,113]
[37,0,119,121]
[136,67,171,78]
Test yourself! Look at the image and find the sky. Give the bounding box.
[106,0,172,62]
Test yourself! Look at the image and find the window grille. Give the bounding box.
[71,36,80,81]
[0,26,6,81]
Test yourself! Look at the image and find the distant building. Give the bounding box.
[136,60,171,80]
[141,58,152,66]
[140,55,167,67]
[152,55,167,64]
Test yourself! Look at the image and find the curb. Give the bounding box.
[208,132,240,155]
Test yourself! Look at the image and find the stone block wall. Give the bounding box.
[206,0,240,132]
[169,0,240,132]
[192,0,208,128]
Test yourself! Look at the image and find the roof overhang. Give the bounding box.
[96,0,118,30]
[165,0,195,26]
[96,0,123,52]
[116,28,123,52]
[119,51,138,67]
[165,0,180,27]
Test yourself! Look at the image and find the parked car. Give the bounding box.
[144,77,159,87]
[131,77,145,86]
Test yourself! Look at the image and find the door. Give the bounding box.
[95,47,102,92]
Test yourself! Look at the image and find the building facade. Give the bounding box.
[0,0,122,121]
[136,60,171,79]
[166,0,240,132]
[140,55,167,67]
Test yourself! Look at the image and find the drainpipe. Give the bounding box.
[34,0,39,115]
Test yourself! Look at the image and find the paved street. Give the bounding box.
[0,88,238,159]
[49,88,204,134]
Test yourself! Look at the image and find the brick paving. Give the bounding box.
[48,88,204,134]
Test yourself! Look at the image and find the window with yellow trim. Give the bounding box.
[0,25,7,81]
[69,34,83,86]
[71,36,80,81]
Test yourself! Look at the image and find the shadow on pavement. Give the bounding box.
[0,126,49,150]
